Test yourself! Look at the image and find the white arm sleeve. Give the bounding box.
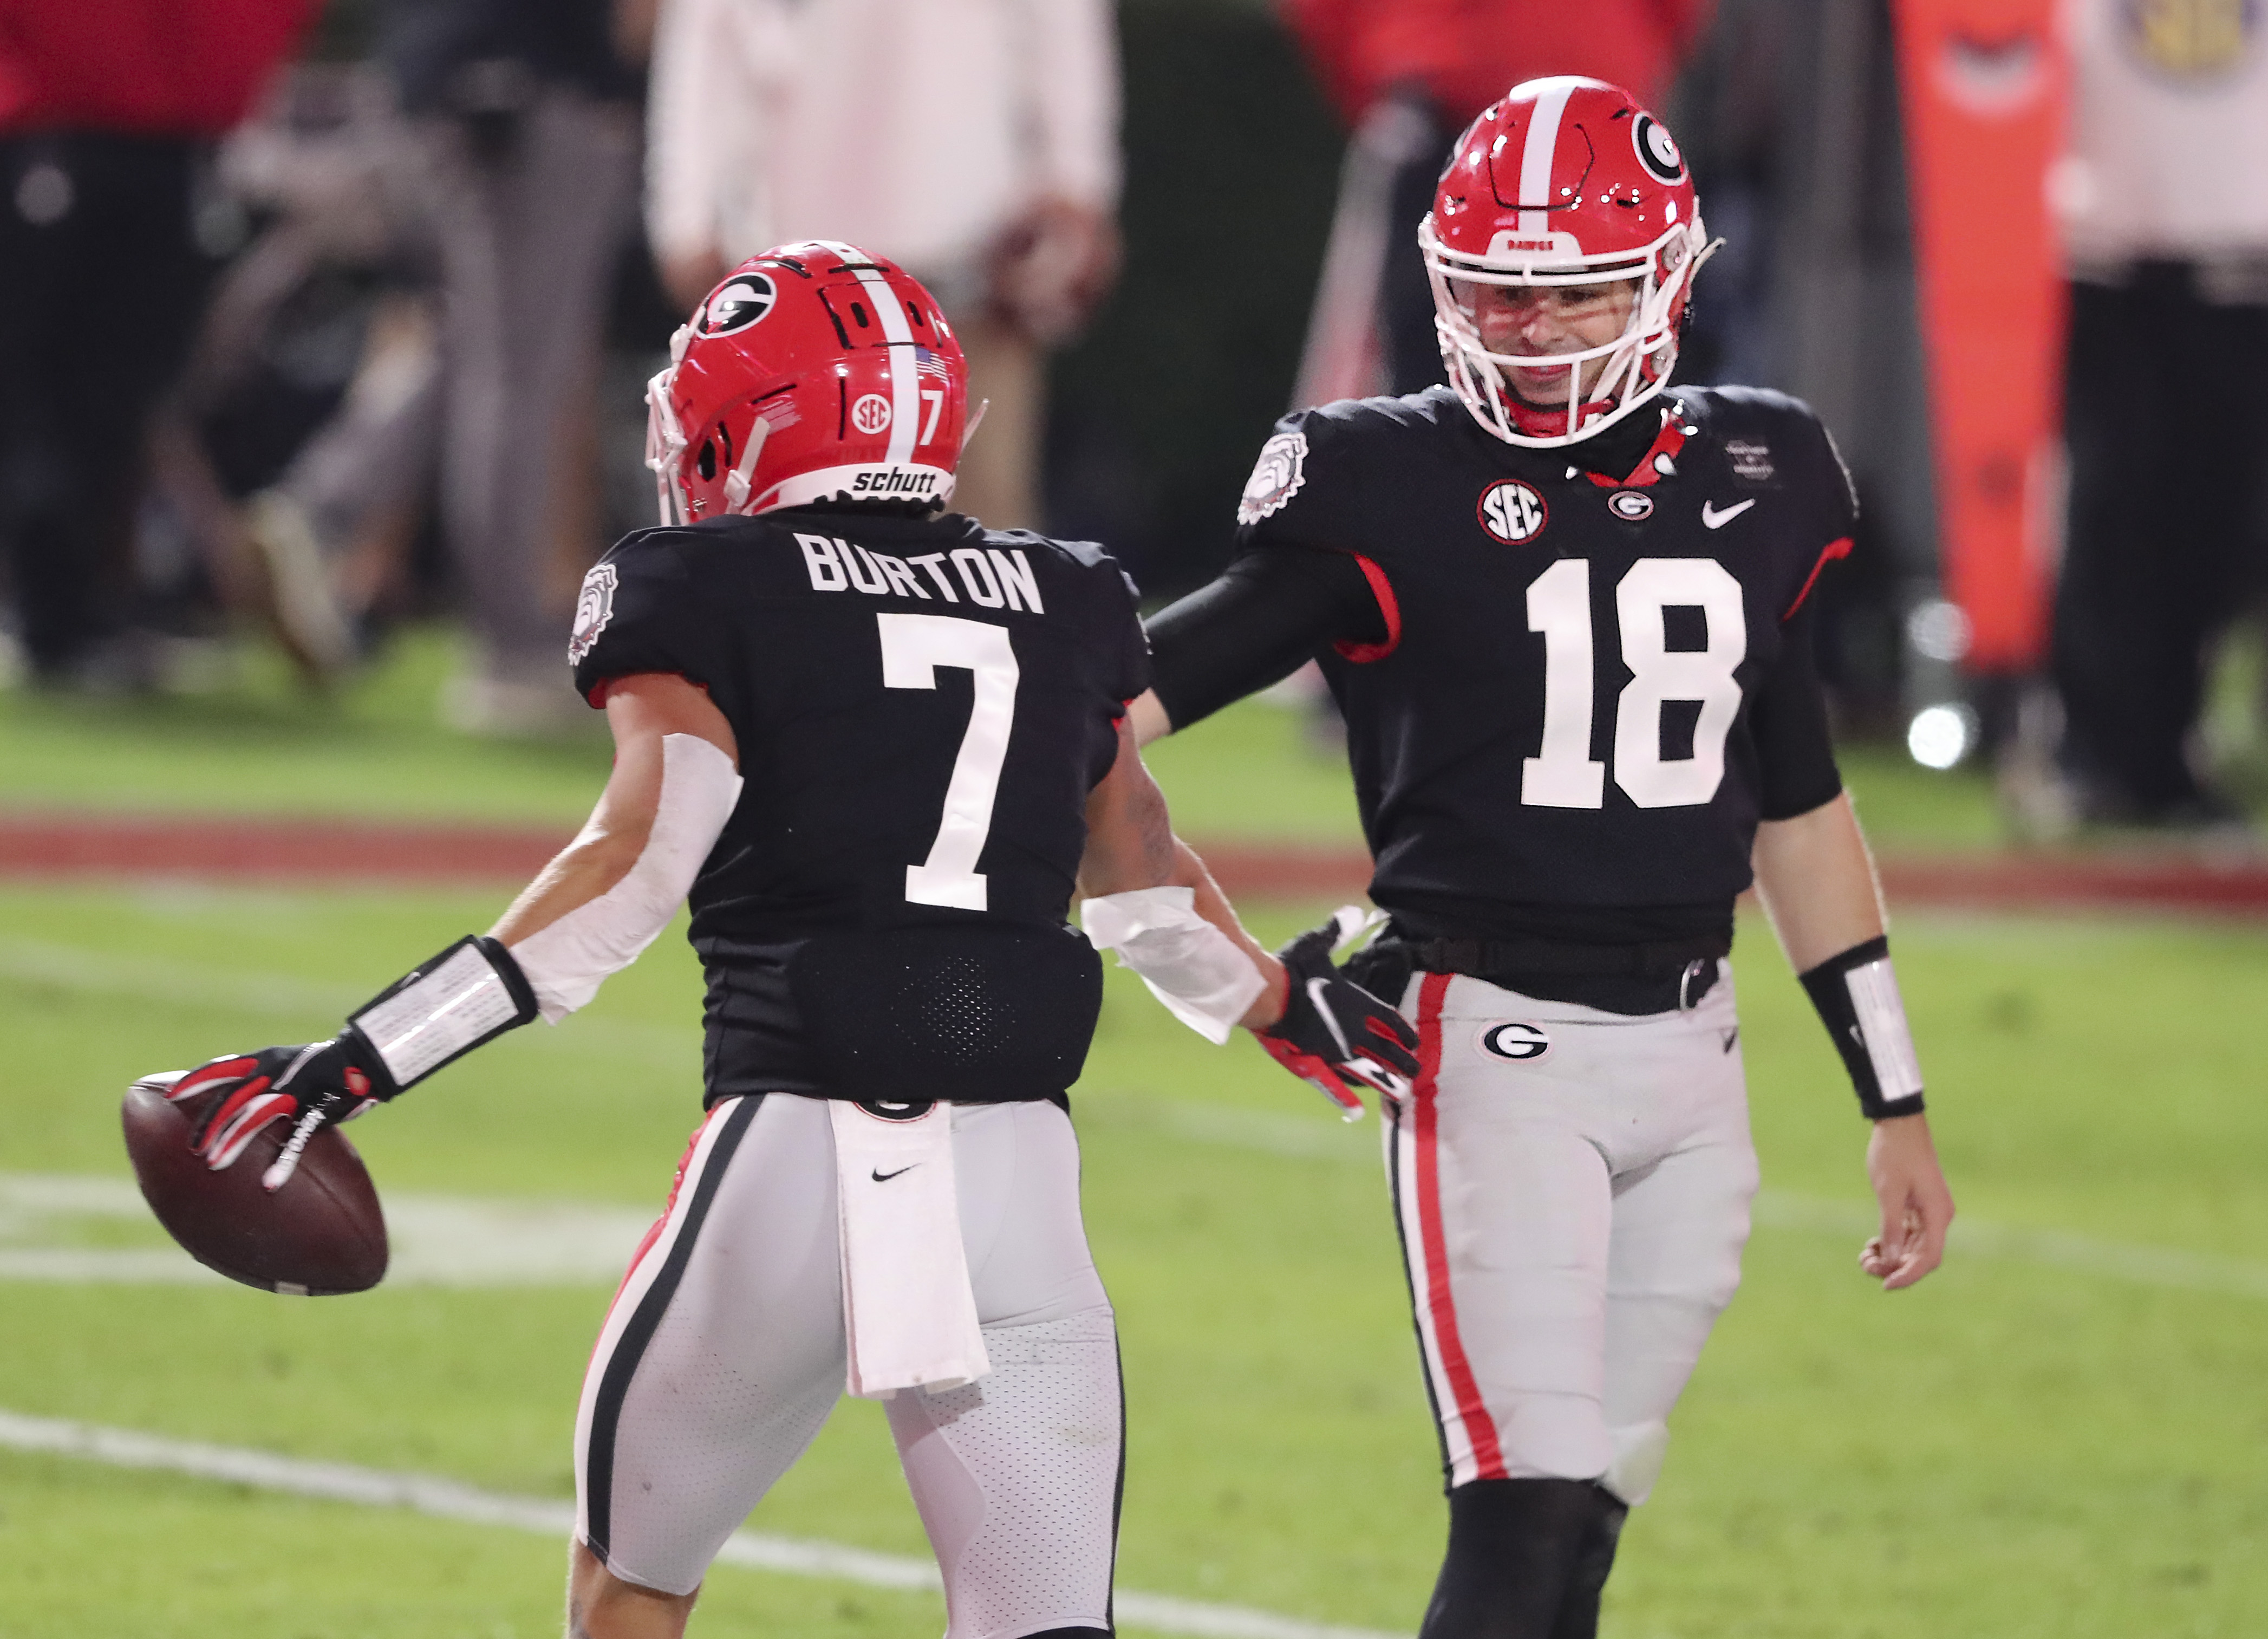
[509,734,744,1023]
[1080,886,1267,1045]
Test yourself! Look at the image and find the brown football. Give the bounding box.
[122,1079,389,1295]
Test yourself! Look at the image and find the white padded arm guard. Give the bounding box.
[509,734,744,1023]
[1081,886,1268,1045]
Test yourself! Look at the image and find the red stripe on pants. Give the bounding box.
[1412,972,1506,1480]
[590,1105,722,1362]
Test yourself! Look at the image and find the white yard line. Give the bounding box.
[0,937,693,1064]
[9,936,2263,1302]
[0,1174,657,1287]
[0,1409,1404,1639]
[1093,1094,2268,1303]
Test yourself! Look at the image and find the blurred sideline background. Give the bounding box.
[3,3,2267,1637]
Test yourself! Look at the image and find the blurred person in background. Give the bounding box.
[1284,0,1711,405]
[369,0,653,732]
[643,0,1122,531]
[146,62,444,687]
[2049,0,2268,832]
[0,0,314,689]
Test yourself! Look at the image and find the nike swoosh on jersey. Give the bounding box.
[1700,499,1757,530]
[871,1165,917,1183]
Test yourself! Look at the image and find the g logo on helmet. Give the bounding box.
[698,272,778,336]
[851,394,894,435]
[1479,1022,1551,1062]
[1632,114,1685,184]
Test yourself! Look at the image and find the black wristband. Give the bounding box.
[342,935,539,1097]
[1798,935,1926,1121]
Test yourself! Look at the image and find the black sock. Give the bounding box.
[1549,1487,1628,1639]
[1417,1478,1621,1639]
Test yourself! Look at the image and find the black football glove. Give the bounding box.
[144,1035,392,1192]
[135,935,538,1192]
[1256,910,1420,1118]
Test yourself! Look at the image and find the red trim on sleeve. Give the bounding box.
[1782,536,1854,621]
[1333,553,1403,663]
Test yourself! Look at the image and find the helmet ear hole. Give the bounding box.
[698,439,718,480]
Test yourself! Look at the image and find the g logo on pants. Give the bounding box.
[1478,1022,1552,1063]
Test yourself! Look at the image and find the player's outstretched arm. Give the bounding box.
[1077,717,1417,1115]
[140,674,744,1191]
[1753,792,1954,1290]
[1077,713,1283,1030]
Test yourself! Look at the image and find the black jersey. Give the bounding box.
[1158,384,1850,949]
[570,506,1149,1103]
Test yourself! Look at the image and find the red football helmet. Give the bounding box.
[1420,78,1715,447]
[645,240,969,523]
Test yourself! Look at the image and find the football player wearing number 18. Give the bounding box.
[134,242,1416,1639]
[1136,81,1956,1638]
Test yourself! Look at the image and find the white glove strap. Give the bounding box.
[510,734,744,1022]
[1080,886,1268,1045]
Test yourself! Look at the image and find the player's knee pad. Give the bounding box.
[1419,1477,1620,1639]
[1601,1418,1670,1506]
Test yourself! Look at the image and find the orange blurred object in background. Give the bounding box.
[1892,0,2068,674]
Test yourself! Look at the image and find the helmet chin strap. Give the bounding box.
[959,397,990,457]
[722,415,772,513]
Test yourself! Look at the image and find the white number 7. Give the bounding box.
[878,613,1019,909]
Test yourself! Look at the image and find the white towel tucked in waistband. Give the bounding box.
[827,1098,991,1399]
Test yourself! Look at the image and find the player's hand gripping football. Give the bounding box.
[136,1037,389,1194]
[1255,907,1420,1120]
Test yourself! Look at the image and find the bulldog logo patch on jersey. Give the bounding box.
[568,563,618,665]
[1238,431,1309,524]
[1478,480,1549,544]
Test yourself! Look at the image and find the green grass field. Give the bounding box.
[3,638,2265,1637]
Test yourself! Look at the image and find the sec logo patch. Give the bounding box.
[1478,480,1548,544]
[1478,1021,1552,1062]
[850,393,894,435]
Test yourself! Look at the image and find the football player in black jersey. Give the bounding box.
[1136,81,1956,1639]
[130,242,1415,1639]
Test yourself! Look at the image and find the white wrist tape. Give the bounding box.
[350,936,535,1088]
[1845,957,1925,1102]
[1080,885,1268,1045]
[510,734,743,1022]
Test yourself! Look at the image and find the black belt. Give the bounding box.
[1396,932,1730,984]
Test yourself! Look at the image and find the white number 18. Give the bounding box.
[1520,557,1748,810]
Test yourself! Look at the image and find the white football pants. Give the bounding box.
[574,1092,1120,1638]
[1385,966,1758,1505]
